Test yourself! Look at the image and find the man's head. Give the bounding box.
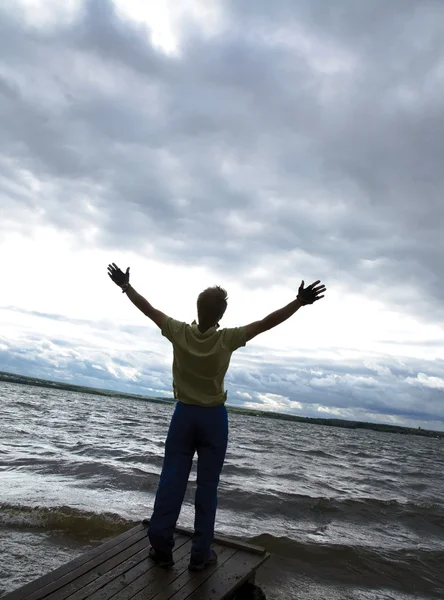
[197,286,228,329]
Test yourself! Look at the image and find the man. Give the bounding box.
[107,263,326,570]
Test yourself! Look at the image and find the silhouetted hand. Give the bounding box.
[297,280,326,305]
[107,263,130,288]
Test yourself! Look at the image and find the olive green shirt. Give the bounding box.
[161,317,246,407]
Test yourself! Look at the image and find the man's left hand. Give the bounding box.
[108,263,130,288]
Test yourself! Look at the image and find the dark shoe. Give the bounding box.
[188,548,218,572]
[149,546,174,569]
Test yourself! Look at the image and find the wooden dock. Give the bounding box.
[3,521,270,600]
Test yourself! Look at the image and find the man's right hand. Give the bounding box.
[297,280,326,305]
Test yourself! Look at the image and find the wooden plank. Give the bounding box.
[88,537,193,600]
[58,545,151,600]
[7,526,147,600]
[152,545,237,600]
[25,528,149,600]
[3,525,144,600]
[128,542,194,600]
[46,534,150,600]
[169,526,266,556]
[143,520,266,556]
[186,551,270,600]
[62,535,190,600]
[5,521,270,600]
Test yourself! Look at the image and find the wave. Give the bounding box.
[0,502,137,542]
[2,499,443,546]
[219,487,444,527]
[248,533,444,594]
[1,503,443,596]
[0,501,440,553]
[0,455,164,491]
[2,503,443,584]
[249,531,444,564]
[300,449,337,458]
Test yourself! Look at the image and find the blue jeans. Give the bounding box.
[148,401,228,560]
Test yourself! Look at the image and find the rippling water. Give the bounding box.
[1,381,443,599]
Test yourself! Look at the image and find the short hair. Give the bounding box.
[197,286,228,328]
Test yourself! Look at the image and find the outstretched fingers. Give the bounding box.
[313,282,326,299]
[310,280,326,302]
[313,284,326,295]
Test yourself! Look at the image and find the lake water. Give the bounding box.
[1,382,443,599]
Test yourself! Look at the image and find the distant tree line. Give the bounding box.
[1,371,442,439]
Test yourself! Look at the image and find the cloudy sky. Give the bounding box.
[1,0,443,430]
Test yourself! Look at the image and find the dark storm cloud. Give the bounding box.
[228,351,444,421]
[1,0,443,320]
[0,321,173,397]
[1,0,444,430]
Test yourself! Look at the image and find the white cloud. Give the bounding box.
[406,373,444,390]
[236,391,253,400]
[1,0,444,429]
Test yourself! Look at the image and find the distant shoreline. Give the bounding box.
[1,370,442,438]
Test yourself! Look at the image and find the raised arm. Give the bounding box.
[107,263,166,329]
[244,280,326,342]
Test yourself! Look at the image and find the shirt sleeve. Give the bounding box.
[161,317,187,344]
[222,326,247,352]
